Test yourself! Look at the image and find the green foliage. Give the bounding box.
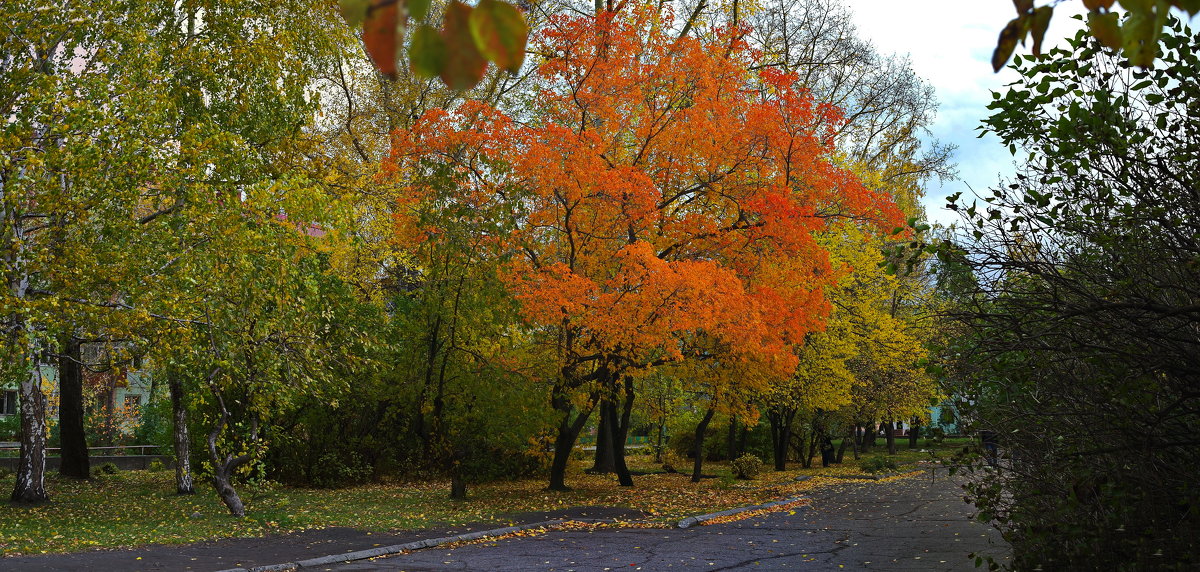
[731,454,764,480]
[949,17,1200,570]
[660,450,685,474]
[308,451,373,489]
[859,455,897,474]
[992,0,1200,70]
[91,462,120,478]
[133,394,173,451]
[0,415,19,441]
[147,459,166,473]
[343,0,528,88]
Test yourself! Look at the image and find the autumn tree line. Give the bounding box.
[11,0,1200,567]
[0,0,953,516]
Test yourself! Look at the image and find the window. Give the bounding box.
[1,390,16,416]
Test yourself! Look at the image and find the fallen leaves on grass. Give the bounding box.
[0,456,924,555]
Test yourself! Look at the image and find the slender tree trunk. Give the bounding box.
[611,376,635,487]
[58,335,89,479]
[799,431,813,468]
[548,390,595,492]
[449,446,467,499]
[654,421,665,463]
[835,428,851,463]
[690,407,716,483]
[885,420,897,455]
[851,423,862,460]
[12,364,49,503]
[736,425,748,459]
[864,420,878,449]
[206,383,253,517]
[170,379,194,494]
[908,416,920,449]
[726,416,737,461]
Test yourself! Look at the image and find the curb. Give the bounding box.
[216,519,566,572]
[676,496,807,529]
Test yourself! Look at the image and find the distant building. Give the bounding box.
[0,352,152,440]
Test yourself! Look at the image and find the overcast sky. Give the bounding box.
[841,1,1089,226]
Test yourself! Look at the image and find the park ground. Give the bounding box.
[1,439,987,566]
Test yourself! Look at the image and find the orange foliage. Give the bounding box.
[386,7,902,379]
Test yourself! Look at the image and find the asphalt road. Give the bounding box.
[324,472,1009,571]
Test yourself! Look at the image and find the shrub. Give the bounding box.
[0,415,20,441]
[860,455,897,474]
[147,459,165,472]
[91,462,120,478]
[661,449,685,473]
[308,451,372,489]
[731,454,763,480]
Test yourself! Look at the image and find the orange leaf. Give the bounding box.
[362,1,401,78]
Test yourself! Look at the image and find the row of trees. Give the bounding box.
[3,0,946,517]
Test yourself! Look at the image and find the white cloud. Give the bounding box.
[841,1,1087,226]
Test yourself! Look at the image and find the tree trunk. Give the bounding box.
[864,420,878,449]
[450,473,467,499]
[798,430,813,468]
[654,422,665,463]
[736,425,748,459]
[768,407,795,471]
[589,400,615,473]
[611,376,635,487]
[11,366,50,503]
[726,416,737,461]
[548,391,595,492]
[206,387,253,517]
[170,380,194,494]
[908,416,920,449]
[835,428,852,463]
[57,335,89,479]
[885,420,897,455]
[851,423,862,460]
[210,455,247,517]
[691,407,716,483]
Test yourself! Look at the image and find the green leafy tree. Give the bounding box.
[946,18,1200,568]
[992,0,1200,70]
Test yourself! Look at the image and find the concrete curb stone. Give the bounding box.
[216,520,566,572]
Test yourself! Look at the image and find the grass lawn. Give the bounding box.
[0,440,965,556]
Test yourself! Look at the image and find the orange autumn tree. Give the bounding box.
[388,6,902,490]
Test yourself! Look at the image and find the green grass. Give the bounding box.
[0,439,969,556]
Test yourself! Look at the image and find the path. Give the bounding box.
[327,472,1008,571]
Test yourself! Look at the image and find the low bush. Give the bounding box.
[91,462,120,478]
[860,455,897,474]
[661,449,684,473]
[731,454,763,480]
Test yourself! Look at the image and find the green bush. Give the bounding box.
[91,462,120,478]
[0,415,20,441]
[860,455,897,474]
[661,449,684,473]
[133,395,173,451]
[308,451,372,489]
[147,459,165,472]
[731,454,763,480]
